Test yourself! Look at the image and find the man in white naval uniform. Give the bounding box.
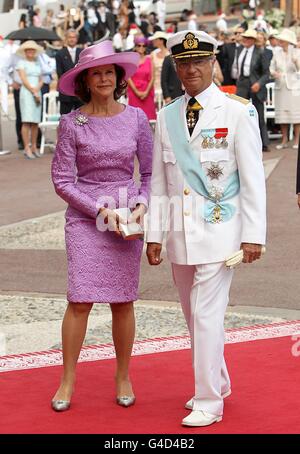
[146,31,267,427]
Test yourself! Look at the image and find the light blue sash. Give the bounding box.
[164,98,240,223]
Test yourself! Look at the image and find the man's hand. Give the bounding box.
[146,242,163,265]
[251,82,260,93]
[241,243,264,263]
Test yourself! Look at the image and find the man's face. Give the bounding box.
[233,28,244,44]
[175,56,215,97]
[66,32,78,48]
[242,37,256,49]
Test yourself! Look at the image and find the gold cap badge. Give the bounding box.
[183,33,199,50]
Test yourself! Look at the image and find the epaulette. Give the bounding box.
[225,93,250,105]
[162,96,182,108]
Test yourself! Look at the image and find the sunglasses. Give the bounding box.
[136,44,146,48]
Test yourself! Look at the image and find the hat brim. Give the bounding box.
[173,51,215,59]
[58,52,139,96]
[16,46,43,58]
[277,35,297,45]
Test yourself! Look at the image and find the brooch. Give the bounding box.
[206,163,224,180]
[208,184,224,202]
[74,113,88,126]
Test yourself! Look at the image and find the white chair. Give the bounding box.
[264,82,293,140]
[38,90,60,155]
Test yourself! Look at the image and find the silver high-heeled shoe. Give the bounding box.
[116,396,136,407]
[51,399,71,412]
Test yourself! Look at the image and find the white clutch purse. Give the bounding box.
[225,246,266,269]
[113,208,144,240]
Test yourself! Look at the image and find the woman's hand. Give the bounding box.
[272,71,281,79]
[128,204,146,226]
[34,93,41,104]
[98,207,125,236]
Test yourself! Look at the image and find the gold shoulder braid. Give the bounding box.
[226,93,250,105]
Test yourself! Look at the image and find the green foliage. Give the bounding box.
[264,8,285,29]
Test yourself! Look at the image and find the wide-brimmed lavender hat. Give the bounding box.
[58,40,139,96]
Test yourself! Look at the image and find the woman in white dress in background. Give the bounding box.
[149,31,169,109]
[270,29,300,149]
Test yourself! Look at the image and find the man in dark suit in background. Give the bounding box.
[161,55,184,103]
[55,29,82,115]
[220,26,245,86]
[96,1,116,39]
[236,29,270,151]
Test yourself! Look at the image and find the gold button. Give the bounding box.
[184,188,190,195]
[184,211,190,216]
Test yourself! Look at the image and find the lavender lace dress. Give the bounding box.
[51,106,153,303]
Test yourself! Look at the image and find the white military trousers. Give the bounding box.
[172,261,234,416]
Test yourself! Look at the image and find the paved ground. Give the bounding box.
[0,97,300,356]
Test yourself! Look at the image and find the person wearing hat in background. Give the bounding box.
[51,40,153,412]
[219,25,245,86]
[270,29,300,150]
[149,31,169,98]
[236,28,271,152]
[55,28,82,115]
[146,30,266,427]
[267,31,280,54]
[16,40,44,159]
[127,35,156,120]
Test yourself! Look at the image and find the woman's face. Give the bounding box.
[24,49,37,60]
[135,42,146,55]
[278,39,289,49]
[86,64,117,99]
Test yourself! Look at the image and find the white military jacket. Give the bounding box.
[147,83,267,265]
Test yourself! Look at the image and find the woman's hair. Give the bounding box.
[159,38,167,48]
[74,64,127,103]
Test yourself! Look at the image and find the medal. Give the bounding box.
[212,205,222,223]
[221,137,228,148]
[206,163,224,180]
[187,111,196,129]
[201,129,216,148]
[215,128,228,149]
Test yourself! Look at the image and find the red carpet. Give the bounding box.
[1,330,300,434]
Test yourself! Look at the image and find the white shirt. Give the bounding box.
[231,43,241,80]
[238,45,255,78]
[67,46,76,64]
[184,83,214,116]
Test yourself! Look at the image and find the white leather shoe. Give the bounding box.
[275,143,288,150]
[182,410,222,427]
[185,389,231,410]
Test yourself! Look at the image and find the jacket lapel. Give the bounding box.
[250,47,258,72]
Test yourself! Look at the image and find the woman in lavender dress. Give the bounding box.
[51,41,153,411]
